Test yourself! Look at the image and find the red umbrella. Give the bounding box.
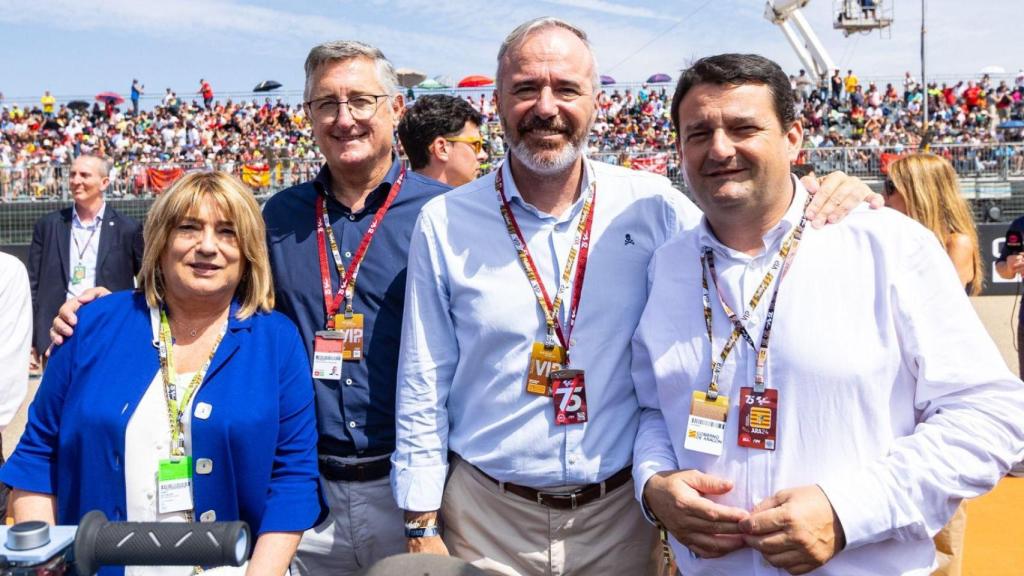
[457,75,494,88]
[95,92,125,105]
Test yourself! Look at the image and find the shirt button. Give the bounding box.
[569,338,577,347]
[348,214,356,221]
[348,421,357,428]
[568,455,578,464]
[345,378,353,386]
[199,510,217,523]
[344,251,352,258]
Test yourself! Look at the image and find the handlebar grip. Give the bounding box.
[74,511,250,576]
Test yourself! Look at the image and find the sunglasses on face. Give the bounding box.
[445,136,485,155]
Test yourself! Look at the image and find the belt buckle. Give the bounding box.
[539,491,579,509]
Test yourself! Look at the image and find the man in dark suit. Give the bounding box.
[28,154,143,361]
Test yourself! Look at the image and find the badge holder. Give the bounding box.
[551,368,587,425]
[332,312,365,361]
[684,390,729,456]
[526,342,565,396]
[157,456,194,514]
[738,385,778,451]
[312,331,344,380]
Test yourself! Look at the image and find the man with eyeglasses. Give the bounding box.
[392,17,879,575]
[398,94,489,188]
[259,40,457,574]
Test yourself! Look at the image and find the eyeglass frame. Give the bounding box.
[303,94,391,122]
[444,135,485,155]
[884,177,899,196]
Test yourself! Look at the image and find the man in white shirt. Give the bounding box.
[632,53,1024,575]
[393,19,878,576]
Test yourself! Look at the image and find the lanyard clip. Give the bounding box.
[544,327,558,350]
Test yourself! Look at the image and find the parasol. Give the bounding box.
[457,75,494,88]
[396,68,428,89]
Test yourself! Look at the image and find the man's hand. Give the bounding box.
[997,254,1024,279]
[404,510,449,556]
[406,535,449,556]
[48,286,110,351]
[802,171,884,229]
[643,470,750,559]
[740,485,846,575]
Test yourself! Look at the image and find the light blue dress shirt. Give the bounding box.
[67,202,105,298]
[392,159,701,512]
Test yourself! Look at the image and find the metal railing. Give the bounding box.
[801,143,1024,181]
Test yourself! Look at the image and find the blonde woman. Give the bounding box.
[886,152,981,576]
[2,172,324,576]
[886,153,983,295]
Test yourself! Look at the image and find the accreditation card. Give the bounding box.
[684,390,730,456]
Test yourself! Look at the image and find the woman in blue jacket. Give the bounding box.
[2,171,324,575]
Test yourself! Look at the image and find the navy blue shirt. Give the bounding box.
[263,161,451,456]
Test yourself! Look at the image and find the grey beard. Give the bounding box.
[507,135,585,176]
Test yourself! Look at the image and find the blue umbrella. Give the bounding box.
[600,75,616,85]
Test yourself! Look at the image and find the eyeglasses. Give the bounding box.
[304,95,389,122]
[445,136,485,155]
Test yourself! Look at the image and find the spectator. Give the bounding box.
[130,79,144,116]
[40,90,55,118]
[199,78,214,110]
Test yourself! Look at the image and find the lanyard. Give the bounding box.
[495,167,595,364]
[158,309,226,457]
[316,167,406,330]
[72,219,101,260]
[700,196,811,399]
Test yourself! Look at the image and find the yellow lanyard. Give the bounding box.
[157,309,226,457]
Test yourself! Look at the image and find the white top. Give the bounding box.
[67,202,105,299]
[631,181,1024,575]
[0,252,30,430]
[124,309,248,576]
[392,158,701,511]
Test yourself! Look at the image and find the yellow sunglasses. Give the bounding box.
[445,136,485,154]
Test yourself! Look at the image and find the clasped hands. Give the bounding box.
[643,470,846,575]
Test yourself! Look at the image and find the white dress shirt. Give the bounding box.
[631,181,1024,575]
[67,202,106,298]
[0,252,30,430]
[392,159,701,512]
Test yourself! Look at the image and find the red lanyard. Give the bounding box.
[495,168,596,364]
[316,167,406,330]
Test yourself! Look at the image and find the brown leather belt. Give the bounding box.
[318,456,391,482]
[477,466,632,510]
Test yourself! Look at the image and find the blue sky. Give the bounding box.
[0,0,1018,105]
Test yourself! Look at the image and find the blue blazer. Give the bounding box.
[28,206,144,353]
[2,291,326,572]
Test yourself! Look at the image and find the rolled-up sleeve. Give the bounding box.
[258,325,325,533]
[819,230,1024,549]
[391,211,458,512]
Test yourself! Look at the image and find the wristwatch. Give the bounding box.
[404,519,441,538]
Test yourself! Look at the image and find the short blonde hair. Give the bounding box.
[137,171,274,318]
[888,153,983,295]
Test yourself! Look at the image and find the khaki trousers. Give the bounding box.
[441,457,660,576]
[291,471,405,575]
[931,502,967,576]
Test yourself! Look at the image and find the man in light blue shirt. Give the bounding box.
[393,18,877,576]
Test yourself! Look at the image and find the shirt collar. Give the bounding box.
[72,201,106,227]
[313,153,402,214]
[498,156,594,224]
[698,175,809,259]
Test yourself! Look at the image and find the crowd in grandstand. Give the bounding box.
[1,68,1023,200]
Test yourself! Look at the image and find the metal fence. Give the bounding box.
[801,143,1024,181]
